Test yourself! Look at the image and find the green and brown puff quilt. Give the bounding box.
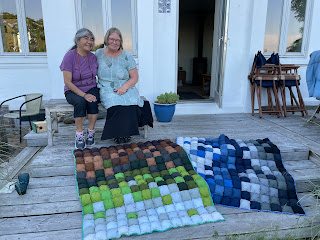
[73,139,224,240]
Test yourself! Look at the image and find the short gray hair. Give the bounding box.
[70,28,95,50]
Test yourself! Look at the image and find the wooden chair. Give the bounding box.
[249,55,283,118]
[278,64,308,117]
[0,93,43,143]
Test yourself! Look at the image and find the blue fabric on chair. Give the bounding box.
[254,80,274,88]
[279,80,300,87]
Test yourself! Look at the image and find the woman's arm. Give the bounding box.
[63,70,97,102]
[114,68,139,95]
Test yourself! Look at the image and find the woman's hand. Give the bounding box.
[114,85,128,95]
[84,93,97,102]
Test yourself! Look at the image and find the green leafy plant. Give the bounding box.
[155,92,179,104]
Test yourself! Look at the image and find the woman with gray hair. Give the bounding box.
[96,27,146,144]
[60,28,100,149]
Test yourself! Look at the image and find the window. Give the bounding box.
[263,0,312,56]
[76,0,137,56]
[0,0,46,55]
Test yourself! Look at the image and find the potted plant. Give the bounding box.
[153,92,179,122]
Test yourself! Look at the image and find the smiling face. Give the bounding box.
[77,34,94,54]
[107,33,121,52]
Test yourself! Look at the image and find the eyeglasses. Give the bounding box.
[82,36,94,42]
[109,38,121,43]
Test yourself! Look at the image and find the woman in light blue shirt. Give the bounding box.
[96,28,144,144]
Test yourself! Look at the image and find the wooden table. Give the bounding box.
[201,74,211,96]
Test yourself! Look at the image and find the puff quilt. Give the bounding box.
[177,135,305,215]
[73,139,224,240]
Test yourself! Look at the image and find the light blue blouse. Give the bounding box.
[96,49,143,109]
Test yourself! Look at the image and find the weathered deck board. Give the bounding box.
[1,113,320,239]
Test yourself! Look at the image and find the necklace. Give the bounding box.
[76,50,93,81]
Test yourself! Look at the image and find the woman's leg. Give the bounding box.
[86,87,100,145]
[75,117,86,132]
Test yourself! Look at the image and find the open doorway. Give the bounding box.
[177,0,215,101]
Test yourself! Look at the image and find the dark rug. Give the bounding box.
[178,92,205,100]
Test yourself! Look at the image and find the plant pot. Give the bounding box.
[153,102,176,122]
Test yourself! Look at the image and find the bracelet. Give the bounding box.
[83,93,87,98]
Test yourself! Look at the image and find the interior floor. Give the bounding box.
[177,85,211,100]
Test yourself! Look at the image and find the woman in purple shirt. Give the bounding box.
[60,28,99,149]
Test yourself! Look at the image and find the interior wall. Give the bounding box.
[203,13,214,74]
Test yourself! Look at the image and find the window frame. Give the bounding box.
[0,0,46,56]
[75,0,138,57]
[264,0,313,58]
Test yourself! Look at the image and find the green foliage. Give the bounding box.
[155,92,179,104]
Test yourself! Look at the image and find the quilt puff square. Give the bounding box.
[156,206,166,215]
[191,215,203,224]
[84,234,95,240]
[138,216,149,225]
[123,193,134,205]
[135,201,146,211]
[193,198,204,208]
[167,211,178,219]
[83,219,95,229]
[168,183,180,193]
[93,201,105,213]
[146,208,157,216]
[165,204,176,213]
[174,202,186,211]
[148,214,159,222]
[161,219,173,230]
[148,182,158,189]
[144,199,154,210]
[171,218,183,227]
[107,229,118,239]
[117,219,128,227]
[125,203,135,213]
[240,199,251,209]
[116,206,126,215]
[189,188,201,199]
[153,197,164,208]
[140,223,151,234]
[180,190,192,201]
[201,213,214,222]
[171,191,182,203]
[128,225,141,235]
[95,224,106,233]
[118,225,129,236]
[184,200,194,210]
[150,221,162,231]
[159,185,171,196]
[251,183,261,194]
[96,231,107,240]
[241,182,251,192]
[106,221,118,231]
[181,216,193,225]
[105,208,116,217]
[117,213,127,221]
[242,151,251,159]
[197,206,208,215]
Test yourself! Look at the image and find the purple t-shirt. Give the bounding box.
[60,49,98,93]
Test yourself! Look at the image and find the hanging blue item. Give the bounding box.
[306,50,320,99]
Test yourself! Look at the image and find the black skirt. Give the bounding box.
[101,101,153,140]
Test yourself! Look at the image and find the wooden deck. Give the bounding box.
[1,113,320,240]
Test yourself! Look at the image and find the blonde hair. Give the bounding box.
[104,27,123,50]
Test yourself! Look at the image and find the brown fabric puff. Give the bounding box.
[136,153,145,160]
[110,153,119,159]
[165,161,175,169]
[175,146,184,151]
[86,171,96,179]
[92,151,100,156]
[76,164,86,172]
[94,160,104,170]
[85,162,95,171]
[104,168,114,176]
[102,153,111,160]
[120,156,130,164]
[83,152,92,157]
[94,156,103,162]
[152,151,161,157]
[142,149,151,153]
[112,158,121,166]
[147,157,156,166]
[76,157,85,164]
[84,156,94,164]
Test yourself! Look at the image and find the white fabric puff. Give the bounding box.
[83,219,94,229]
[167,211,178,219]
[190,154,197,162]
[135,201,146,211]
[140,223,151,234]
[206,205,218,214]
[95,224,106,233]
[180,191,192,201]
[146,208,157,216]
[138,216,149,225]
[115,206,126,214]
[176,137,184,146]
[105,208,116,217]
[150,221,161,231]
[251,183,261,194]
[201,213,214,222]
[107,228,118,239]
[84,234,95,240]
[211,212,224,221]
[159,185,170,196]
[125,203,136,213]
[152,197,163,208]
[171,218,183,227]
[204,158,213,167]
[212,148,221,154]
[83,214,94,221]
[148,182,158,189]
[189,188,201,199]
[148,214,159,223]
[123,193,134,205]
[127,180,138,187]
[241,182,251,192]
[243,151,251,159]
[156,206,166,215]
[129,225,141,235]
[168,183,180,193]
[96,231,107,240]
[174,202,185,211]
[117,219,128,227]
[144,199,154,210]
[93,201,105,213]
[191,215,203,224]
[193,198,204,208]
[106,221,117,230]
[197,206,207,215]
[161,219,172,230]
[117,213,127,221]
[183,200,194,210]
[181,216,193,225]
[205,170,213,176]
[240,199,251,209]
[95,218,105,225]
[118,225,129,236]
[171,191,182,203]
[83,226,95,237]
[164,204,175,213]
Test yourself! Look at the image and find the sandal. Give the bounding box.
[114,138,122,144]
[123,136,131,143]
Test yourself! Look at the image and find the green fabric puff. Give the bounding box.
[130,185,139,192]
[155,156,164,164]
[137,179,146,185]
[196,178,207,188]
[79,188,89,195]
[116,177,125,183]
[101,190,112,200]
[115,172,125,179]
[132,191,143,202]
[103,198,114,209]
[131,162,140,171]
[186,180,197,189]
[90,192,102,203]
[121,186,132,195]
[83,204,94,214]
[140,160,148,168]
[98,181,107,187]
[151,188,161,198]
[119,181,129,188]
[146,178,154,184]
[151,172,161,178]
[187,209,199,217]
[166,179,175,185]
[143,174,153,180]
[94,211,106,220]
[132,169,141,177]
[113,196,124,207]
[170,152,179,160]
[199,186,212,207]
[142,189,152,200]
[155,177,165,182]
[192,174,202,181]
[124,171,133,177]
[162,194,173,205]
[140,167,150,175]
[89,186,100,193]
[176,166,187,173]
[134,175,143,182]
[188,170,197,175]
[180,171,189,177]
[107,179,117,185]
[139,183,149,191]
[111,188,122,198]
[168,168,178,174]
[160,170,170,177]
[127,212,138,219]
[80,194,92,206]
[174,176,185,183]
[103,159,112,168]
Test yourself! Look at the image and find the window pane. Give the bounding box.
[0,0,21,52]
[263,0,283,52]
[111,0,132,52]
[25,0,46,52]
[286,0,306,52]
[81,0,104,51]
